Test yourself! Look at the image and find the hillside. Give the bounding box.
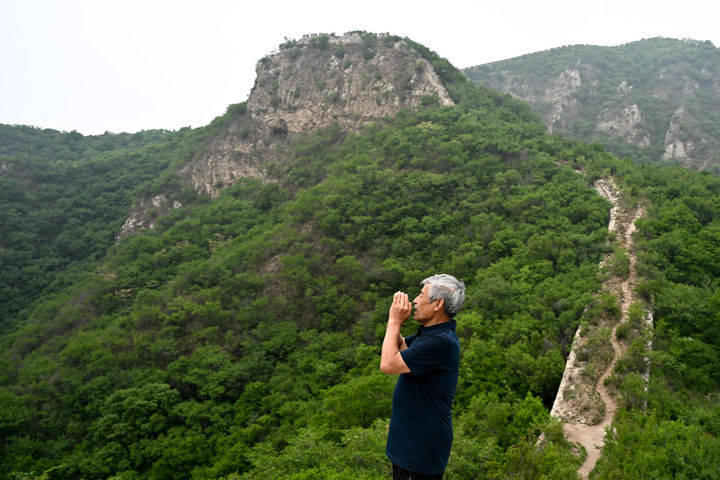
[0,126,205,331]
[2,33,720,480]
[463,38,720,171]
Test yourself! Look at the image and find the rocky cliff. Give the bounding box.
[463,38,720,171]
[120,32,453,236]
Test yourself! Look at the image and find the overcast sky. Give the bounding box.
[2,0,719,135]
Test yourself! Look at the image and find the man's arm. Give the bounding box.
[380,292,411,374]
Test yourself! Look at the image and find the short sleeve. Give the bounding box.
[400,336,448,376]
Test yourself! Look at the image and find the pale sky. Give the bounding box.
[1,0,719,135]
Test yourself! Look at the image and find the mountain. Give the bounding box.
[121,32,457,236]
[2,33,720,480]
[463,37,720,171]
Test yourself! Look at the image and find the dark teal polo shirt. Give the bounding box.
[386,319,460,475]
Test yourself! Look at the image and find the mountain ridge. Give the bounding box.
[463,37,720,171]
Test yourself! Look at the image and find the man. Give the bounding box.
[380,274,465,480]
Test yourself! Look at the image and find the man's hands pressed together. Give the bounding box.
[389,291,412,324]
[380,291,412,375]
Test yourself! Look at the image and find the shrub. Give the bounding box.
[627,301,646,328]
[616,322,631,340]
[309,35,330,50]
[279,37,297,50]
[226,102,247,117]
[620,372,647,410]
[421,94,440,106]
[610,248,630,278]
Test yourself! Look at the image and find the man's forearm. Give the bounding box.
[381,320,402,368]
[381,292,412,374]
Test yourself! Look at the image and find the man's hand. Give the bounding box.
[389,291,412,324]
[380,292,412,375]
[381,291,412,375]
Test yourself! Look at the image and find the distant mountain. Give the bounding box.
[464,38,720,171]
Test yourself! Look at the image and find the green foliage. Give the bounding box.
[615,322,630,340]
[360,33,377,60]
[593,413,720,479]
[420,94,440,106]
[225,102,247,117]
[405,38,542,129]
[609,248,630,278]
[279,37,298,50]
[319,372,394,429]
[0,125,209,331]
[309,34,331,51]
[588,132,720,477]
[7,34,720,480]
[333,44,346,59]
[0,99,615,477]
[459,392,549,449]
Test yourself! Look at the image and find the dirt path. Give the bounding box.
[548,179,644,479]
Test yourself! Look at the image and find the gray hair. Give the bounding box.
[421,274,465,318]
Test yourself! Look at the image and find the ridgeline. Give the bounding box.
[464,38,720,172]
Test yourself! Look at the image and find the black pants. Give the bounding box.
[392,462,444,480]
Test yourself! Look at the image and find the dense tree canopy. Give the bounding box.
[2,37,719,480]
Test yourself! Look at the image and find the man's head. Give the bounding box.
[412,274,465,324]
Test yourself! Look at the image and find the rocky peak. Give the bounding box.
[248,32,453,133]
[119,32,454,238]
[181,32,453,197]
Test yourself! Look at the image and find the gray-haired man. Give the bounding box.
[380,274,465,480]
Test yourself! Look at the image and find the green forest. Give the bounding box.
[1,37,720,479]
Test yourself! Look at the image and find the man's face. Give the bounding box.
[413,283,436,324]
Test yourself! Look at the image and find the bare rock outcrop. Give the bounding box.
[184,32,453,197]
[597,103,650,148]
[117,195,183,240]
[662,106,701,166]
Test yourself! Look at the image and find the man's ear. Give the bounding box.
[434,298,445,312]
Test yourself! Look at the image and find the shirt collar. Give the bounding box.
[416,319,456,336]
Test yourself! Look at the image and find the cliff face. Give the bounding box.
[463,38,720,171]
[120,32,453,237]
